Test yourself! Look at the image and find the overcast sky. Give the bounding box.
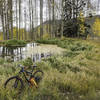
[0,0,100,31]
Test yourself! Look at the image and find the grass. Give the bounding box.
[2,39,27,47]
[0,38,100,100]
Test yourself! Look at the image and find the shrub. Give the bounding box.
[4,39,26,47]
[0,58,5,65]
[22,57,33,67]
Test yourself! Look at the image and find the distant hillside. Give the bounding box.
[86,15,100,38]
[34,20,62,38]
[85,15,100,26]
[35,15,100,38]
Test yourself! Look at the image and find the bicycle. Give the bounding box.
[4,64,43,93]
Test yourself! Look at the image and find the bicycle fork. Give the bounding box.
[29,77,38,88]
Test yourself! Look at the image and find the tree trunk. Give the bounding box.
[24,5,27,40]
[1,7,6,40]
[16,0,18,39]
[10,0,13,39]
[52,0,55,38]
[48,0,52,38]
[40,0,43,39]
[61,0,64,38]
[19,0,21,40]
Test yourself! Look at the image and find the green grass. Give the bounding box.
[4,39,27,47]
[0,38,100,100]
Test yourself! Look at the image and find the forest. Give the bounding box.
[0,0,100,100]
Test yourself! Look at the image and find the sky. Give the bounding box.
[0,0,100,31]
[12,0,61,30]
[91,0,100,14]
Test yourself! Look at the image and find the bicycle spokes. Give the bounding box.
[13,80,19,88]
[4,64,43,93]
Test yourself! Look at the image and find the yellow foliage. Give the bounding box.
[0,32,3,40]
[37,27,40,36]
[0,23,52,40]
[78,12,86,35]
[43,33,50,39]
[0,27,28,40]
[36,24,51,39]
[92,18,100,36]
[12,27,18,39]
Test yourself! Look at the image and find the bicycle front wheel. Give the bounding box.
[4,76,24,93]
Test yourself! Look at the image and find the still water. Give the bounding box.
[0,43,52,62]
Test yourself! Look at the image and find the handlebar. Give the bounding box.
[17,64,37,74]
[17,64,24,68]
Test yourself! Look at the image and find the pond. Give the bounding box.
[0,43,65,62]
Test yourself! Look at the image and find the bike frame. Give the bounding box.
[17,66,38,87]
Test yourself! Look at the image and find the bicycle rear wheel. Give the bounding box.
[4,76,24,93]
[32,70,44,83]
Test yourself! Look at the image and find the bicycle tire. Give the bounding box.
[32,70,44,83]
[4,76,24,92]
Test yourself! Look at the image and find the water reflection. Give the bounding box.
[0,43,52,62]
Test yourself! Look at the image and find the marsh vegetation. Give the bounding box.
[0,0,100,100]
[0,38,100,100]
